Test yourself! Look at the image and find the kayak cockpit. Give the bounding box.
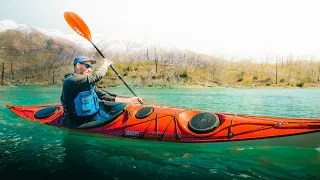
[6,102,128,129]
[77,101,127,129]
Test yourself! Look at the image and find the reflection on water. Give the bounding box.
[0,87,320,179]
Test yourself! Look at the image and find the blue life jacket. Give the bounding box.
[74,85,99,116]
[61,74,99,117]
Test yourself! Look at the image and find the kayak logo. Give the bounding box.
[124,130,140,136]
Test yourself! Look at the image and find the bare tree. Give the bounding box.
[154,44,158,73]
[146,44,149,61]
[24,64,28,82]
[161,49,164,63]
[146,28,149,61]
[276,57,278,84]
[287,53,293,66]
[170,52,175,65]
[1,63,4,84]
[10,63,13,80]
[318,64,320,82]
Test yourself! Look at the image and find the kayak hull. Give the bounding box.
[211,130,320,148]
[6,103,320,146]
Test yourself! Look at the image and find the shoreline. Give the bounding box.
[1,83,320,89]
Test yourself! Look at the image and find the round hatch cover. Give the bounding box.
[34,106,58,119]
[135,107,154,119]
[188,112,220,134]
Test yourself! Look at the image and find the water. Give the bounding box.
[0,86,320,179]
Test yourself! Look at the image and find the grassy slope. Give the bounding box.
[0,30,319,88]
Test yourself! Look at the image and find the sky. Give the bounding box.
[1,0,320,61]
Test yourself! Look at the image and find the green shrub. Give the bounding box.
[296,81,304,87]
[125,65,133,72]
[179,70,189,79]
[265,77,273,86]
[237,76,244,82]
[252,76,258,80]
[134,66,139,71]
[236,71,245,82]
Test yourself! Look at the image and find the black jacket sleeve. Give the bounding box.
[94,86,117,102]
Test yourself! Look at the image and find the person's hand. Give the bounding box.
[103,58,113,67]
[129,96,143,104]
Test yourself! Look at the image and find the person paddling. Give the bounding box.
[60,56,142,127]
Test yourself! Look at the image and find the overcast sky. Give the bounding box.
[1,0,320,61]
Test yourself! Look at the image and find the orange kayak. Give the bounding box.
[6,103,320,145]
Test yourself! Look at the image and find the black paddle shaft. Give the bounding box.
[91,42,143,104]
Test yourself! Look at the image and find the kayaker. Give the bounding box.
[60,56,142,127]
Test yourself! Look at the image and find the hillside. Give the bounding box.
[0,28,89,85]
[0,21,319,88]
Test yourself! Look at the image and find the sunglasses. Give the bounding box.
[79,62,92,69]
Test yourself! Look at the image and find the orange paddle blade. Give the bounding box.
[64,12,92,42]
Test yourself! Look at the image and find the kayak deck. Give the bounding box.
[6,104,320,145]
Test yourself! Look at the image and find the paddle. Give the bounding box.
[64,12,143,104]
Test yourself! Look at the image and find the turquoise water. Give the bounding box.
[0,86,320,179]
